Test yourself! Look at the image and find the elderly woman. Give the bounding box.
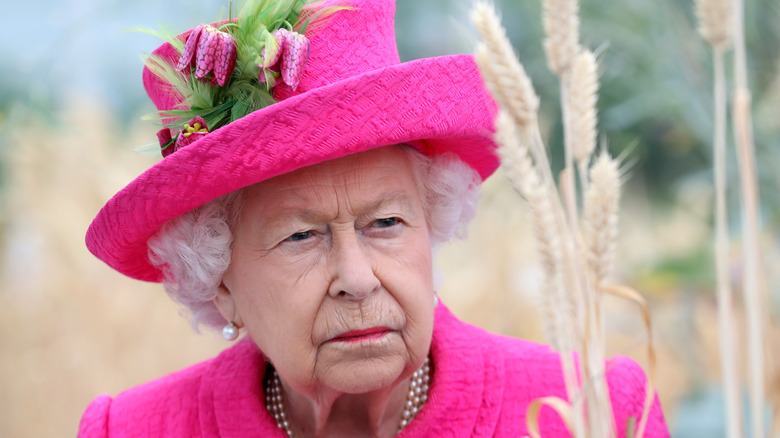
[79,0,668,437]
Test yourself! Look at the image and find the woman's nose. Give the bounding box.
[327,230,380,300]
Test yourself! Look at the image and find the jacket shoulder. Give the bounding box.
[606,355,670,437]
[78,354,215,437]
[472,329,669,437]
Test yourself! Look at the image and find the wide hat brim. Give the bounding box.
[86,14,498,283]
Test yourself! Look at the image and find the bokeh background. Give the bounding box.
[1,0,779,436]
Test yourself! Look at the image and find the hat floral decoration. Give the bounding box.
[141,0,351,157]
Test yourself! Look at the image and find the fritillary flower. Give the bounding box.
[259,28,310,91]
[177,24,237,87]
[160,117,210,157]
[260,29,285,69]
[175,116,209,149]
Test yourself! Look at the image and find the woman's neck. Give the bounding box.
[283,374,409,438]
[267,357,431,438]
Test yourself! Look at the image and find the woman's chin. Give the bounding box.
[317,357,408,394]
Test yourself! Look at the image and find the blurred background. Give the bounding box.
[1,0,779,436]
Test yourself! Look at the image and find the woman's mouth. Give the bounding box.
[328,327,393,343]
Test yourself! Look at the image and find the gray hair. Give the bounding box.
[148,146,481,332]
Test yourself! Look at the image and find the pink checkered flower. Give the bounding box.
[177,24,237,87]
[259,28,310,91]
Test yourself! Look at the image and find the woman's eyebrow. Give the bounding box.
[359,191,413,213]
[262,207,328,228]
[261,191,415,227]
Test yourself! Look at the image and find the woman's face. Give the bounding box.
[216,146,435,396]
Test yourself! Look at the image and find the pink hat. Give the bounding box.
[86,0,499,282]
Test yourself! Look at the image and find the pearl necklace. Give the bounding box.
[265,357,431,437]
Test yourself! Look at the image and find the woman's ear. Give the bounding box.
[213,280,243,327]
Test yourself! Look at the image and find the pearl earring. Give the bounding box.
[222,321,240,341]
[434,294,439,307]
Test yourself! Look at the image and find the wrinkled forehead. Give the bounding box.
[239,145,425,221]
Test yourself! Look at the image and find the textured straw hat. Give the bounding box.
[86,0,499,282]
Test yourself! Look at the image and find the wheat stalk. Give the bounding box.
[474,3,657,437]
[734,86,765,438]
[695,0,742,435]
[495,113,583,438]
[475,4,586,432]
[731,0,767,436]
[582,153,621,434]
[569,153,618,438]
[542,0,583,292]
[542,3,616,434]
[527,397,574,438]
[712,56,739,434]
[475,3,609,437]
[496,112,575,354]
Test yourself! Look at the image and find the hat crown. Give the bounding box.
[90,0,498,282]
[144,0,399,112]
[277,0,399,99]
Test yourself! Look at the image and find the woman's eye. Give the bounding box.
[287,231,312,242]
[374,217,400,228]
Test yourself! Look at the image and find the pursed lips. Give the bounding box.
[327,326,394,343]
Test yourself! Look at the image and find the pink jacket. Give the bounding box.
[79,304,669,437]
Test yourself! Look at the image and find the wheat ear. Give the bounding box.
[695,0,734,49]
[542,0,581,76]
[494,112,540,201]
[583,152,620,287]
[472,2,562,208]
[568,50,599,195]
[472,3,539,128]
[542,0,582,259]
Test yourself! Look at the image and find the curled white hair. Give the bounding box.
[403,148,481,249]
[147,190,243,331]
[148,146,481,332]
